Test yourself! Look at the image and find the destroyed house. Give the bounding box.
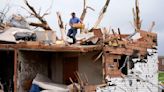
[0,0,160,92]
[0,28,158,92]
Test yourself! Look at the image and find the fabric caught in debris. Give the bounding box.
[31,74,69,92]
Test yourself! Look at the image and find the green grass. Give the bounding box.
[159,72,164,83]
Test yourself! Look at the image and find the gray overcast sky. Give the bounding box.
[0,0,164,55]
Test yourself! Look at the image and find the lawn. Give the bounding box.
[159,72,164,83]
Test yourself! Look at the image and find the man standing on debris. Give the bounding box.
[67,12,81,44]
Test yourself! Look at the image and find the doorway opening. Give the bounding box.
[0,50,14,92]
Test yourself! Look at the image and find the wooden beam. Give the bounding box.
[56,12,67,41]
[14,49,18,92]
[118,28,122,40]
[133,0,141,31]
[148,21,155,32]
[93,0,110,28]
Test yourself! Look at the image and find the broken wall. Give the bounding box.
[50,53,63,84]
[18,51,50,92]
[79,52,103,84]
[51,52,103,85]
[97,48,159,92]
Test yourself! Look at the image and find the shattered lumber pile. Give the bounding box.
[104,30,157,56]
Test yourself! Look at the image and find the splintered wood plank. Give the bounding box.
[93,0,110,28]
[0,44,102,52]
[14,49,18,92]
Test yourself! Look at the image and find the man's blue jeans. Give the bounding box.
[67,28,77,44]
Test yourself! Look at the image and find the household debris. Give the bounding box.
[29,74,69,92]
[0,27,35,43]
